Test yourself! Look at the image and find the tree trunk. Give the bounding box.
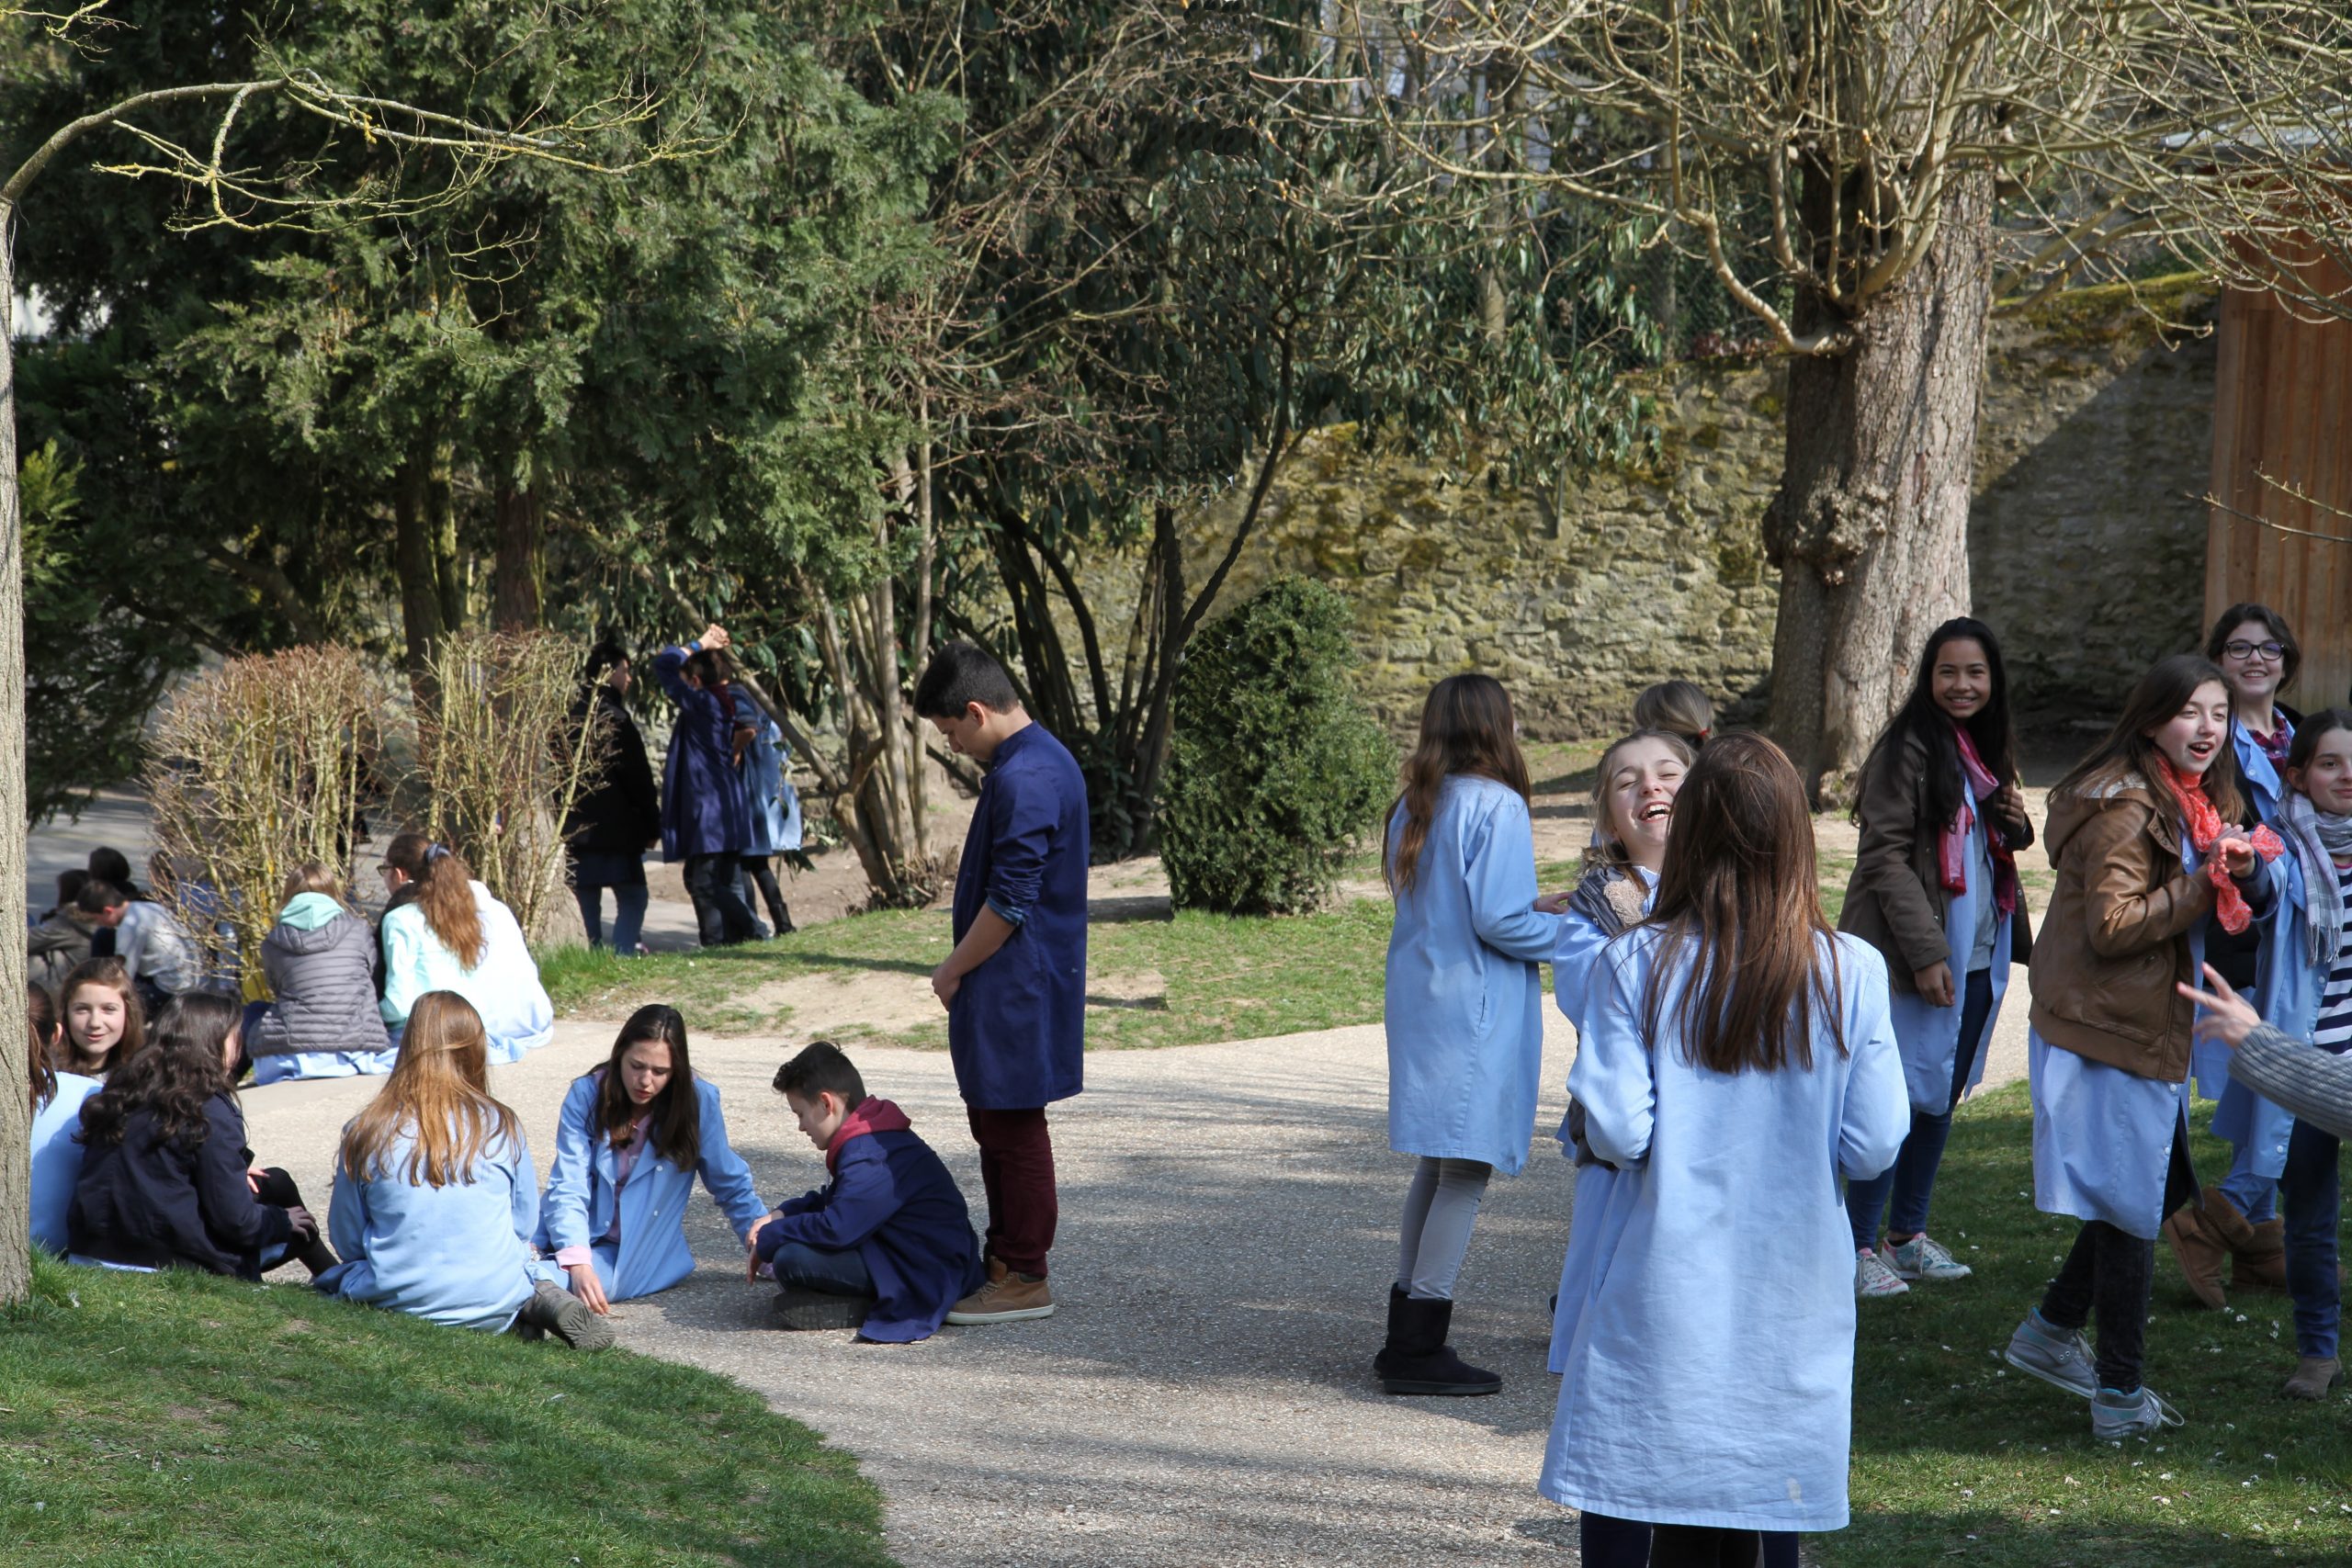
[1763,168,1993,804]
[393,453,447,680]
[493,481,542,632]
[0,200,35,1304]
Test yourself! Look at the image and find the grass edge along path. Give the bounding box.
[0,1254,895,1568]
[1824,1083,2352,1567]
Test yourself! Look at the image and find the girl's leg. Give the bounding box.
[1886,969,1995,1240]
[750,856,793,931]
[571,868,605,949]
[611,884,649,957]
[2038,1223,2101,1333]
[2280,1119,2343,1359]
[252,1168,338,1277]
[1759,1532,1798,1568]
[1402,1158,1493,1301]
[1575,1513,1651,1568]
[1396,1157,1441,1291]
[1648,1525,1762,1567]
[2087,1221,2155,1393]
[1844,1167,1894,1254]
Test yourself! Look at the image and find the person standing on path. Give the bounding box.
[652,626,760,948]
[565,640,662,958]
[916,642,1089,1325]
[1376,674,1570,1397]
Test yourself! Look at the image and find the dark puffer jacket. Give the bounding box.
[249,907,391,1059]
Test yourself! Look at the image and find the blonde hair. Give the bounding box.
[280,861,345,906]
[1584,728,1698,872]
[339,992,521,1189]
[1632,681,1713,747]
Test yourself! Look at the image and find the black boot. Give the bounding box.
[1374,1288,1502,1396]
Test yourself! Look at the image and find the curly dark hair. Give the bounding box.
[76,992,241,1154]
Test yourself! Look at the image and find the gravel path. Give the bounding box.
[238,968,2032,1568]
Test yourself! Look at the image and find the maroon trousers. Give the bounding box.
[966,1106,1058,1277]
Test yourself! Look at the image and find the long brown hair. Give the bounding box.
[340,991,522,1189]
[1585,728,1698,872]
[1640,732,1847,1075]
[1386,675,1533,896]
[29,983,59,1113]
[593,1004,702,1168]
[76,992,241,1152]
[58,956,145,1077]
[386,831,485,966]
[2054,654,2246,838]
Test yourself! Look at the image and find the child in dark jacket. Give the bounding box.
[750,1042,983,1341]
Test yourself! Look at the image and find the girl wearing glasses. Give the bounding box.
[2167,604,2303,1307]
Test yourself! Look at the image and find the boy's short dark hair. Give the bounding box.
[76,879,126,916]
[684,647,726,688]
[913,642,1019,721]
[775,1041,865,1108]
[55,868,88,907]
[87,847,132,887]
[582,638,630,682]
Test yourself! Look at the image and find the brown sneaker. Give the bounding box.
[2283,1355,2343,1401]
[946,1265,1056,1325]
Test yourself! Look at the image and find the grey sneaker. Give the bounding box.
[2005,1310,2097,1398]
[2091,1384,2184,1439]
[1889,1233,1972,1281]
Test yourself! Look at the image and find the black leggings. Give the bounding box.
[2038,1112,2200,1393]
[738,854,793,932]
[1580,1514,1789,1568]
[250,1168,334,1274]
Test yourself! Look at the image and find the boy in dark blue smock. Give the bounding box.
[914,642,1089,1325]
[751,1043,984,1341]
[650,624,760,948]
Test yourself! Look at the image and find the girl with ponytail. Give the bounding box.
[376,832,554,1064]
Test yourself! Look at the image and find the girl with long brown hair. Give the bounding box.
[67,993,337,1279]
[537,1004,768,1313]
[318,991,611,1348]
[1374,674,1568,1397]
[56,956,142,1078]
[376,832,555,1064]
[2002,654,2282,1440]
[29,982,104,1254]
[1540,733,1907,1565]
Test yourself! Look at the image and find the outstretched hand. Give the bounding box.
[2177,963,2262,1051]
[1533,891,1574,916]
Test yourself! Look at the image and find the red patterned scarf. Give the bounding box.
[2154,755,2283,934]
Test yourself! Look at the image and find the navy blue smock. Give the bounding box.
[652,643,750,862]
[948,723,1090,1110]
[755,1126,986,1343]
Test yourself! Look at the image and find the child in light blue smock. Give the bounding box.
[1374,674,1566,1399]
[28,986,102,1253]
[538,1005,768,1313]
[316,992,612,1349]
[376,837,555,1065]
[2004,656,2279,1441]
[2254,709,2352,1399]
[1541,733,1907,1562]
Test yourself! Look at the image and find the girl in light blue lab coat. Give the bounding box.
[375,836,555,1066]
[1548,728,1693,1377]
[538,1005,768,1314]
[1374,674,1569,1398]
[2254,710,2352,1399]
[1838,618,2034,1299]
[2006,657,2280,1441]
[28,985,103,1254]
[315,992,610,1348]
[1542,733,1908,1563]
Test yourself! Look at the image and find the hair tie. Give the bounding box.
[424,843,451,863]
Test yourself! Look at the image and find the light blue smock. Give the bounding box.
[29,1073,103,1252]
[378,881,555,1064]
[1548,868,1654,1375]
[2225,846,2327,1180]
[1384,776,1566,1178]
[315,1122,548,1332]
[533,1073,768,1302]
[1886,780,2014,1115]
[732,690,804,856]
[2192,720,2295,1137]
[1541,928,1907,1532]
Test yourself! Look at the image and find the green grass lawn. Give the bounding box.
[1826,1085,2352,1567]
[0,1256,891,1568]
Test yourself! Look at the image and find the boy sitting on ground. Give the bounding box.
[749,1042,983,1341]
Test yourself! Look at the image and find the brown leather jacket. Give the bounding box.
[1838,730,2034,991]
[2028,777,2215,1082]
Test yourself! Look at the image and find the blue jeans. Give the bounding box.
[768,1239,874,1297]
[2213,1145,2279,1226]
[2281,1115,2342,1358]
[1847,967,1994,1251]
[570,850,648,954]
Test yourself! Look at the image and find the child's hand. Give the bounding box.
[931,964,962,1010]
[746,1213,775,1254]
[2219,835,2258,880]
[1533,891,1574,916]
[1912,961,1956,1009]
[2179,964,2262,1050]
[568,1262,613,1316]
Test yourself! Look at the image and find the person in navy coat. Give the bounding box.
[651,626,759,947]
[751,1042,985,1340]
[915,642,1088,1325]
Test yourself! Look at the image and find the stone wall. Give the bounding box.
[1094,277,2218,739]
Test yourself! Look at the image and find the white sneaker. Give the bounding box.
[1856,1247,1910,1299]
[1888,1233,1972,1281]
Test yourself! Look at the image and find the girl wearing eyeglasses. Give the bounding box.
[2167,604,2304,1308]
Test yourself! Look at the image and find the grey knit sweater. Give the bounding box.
[2233,1025,2352,1143]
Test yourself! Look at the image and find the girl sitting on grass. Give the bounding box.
[317,991,611,1349]
[1839,618,2034,1298]
[29,983,103,1254]
[68,994,338,1280]
[55,957,142,1079]
[537,1005,768,1314]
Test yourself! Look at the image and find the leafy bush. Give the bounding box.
[1161,577,1395,915]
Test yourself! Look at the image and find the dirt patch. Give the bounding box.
[723,969,946,1041]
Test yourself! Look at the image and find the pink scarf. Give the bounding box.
[2154,755,2284,934]
[825,1097,912,1174]
[1939,724,2019,919]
